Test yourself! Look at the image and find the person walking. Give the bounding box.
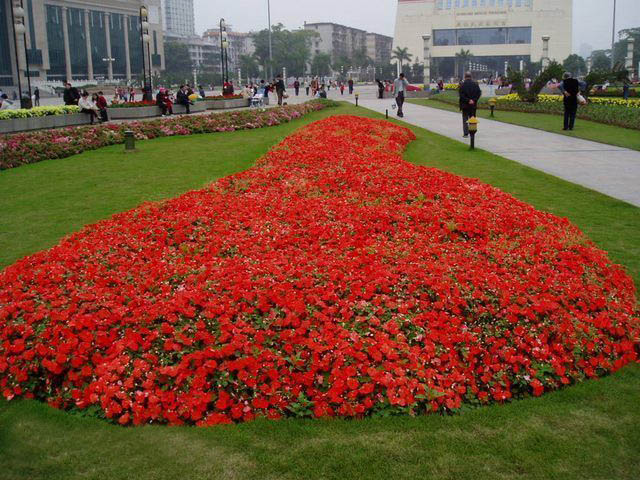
[304,79,310,96]
[376,78,384,99]
[339,82,345,95]
[459,71,481,137]
[294,78,300,96]
[348,78,354,94]
[33,87,40,107]
[560,71,579,131]
[622,79,630,101]
[275,74,286,106]
[393,73,409,118]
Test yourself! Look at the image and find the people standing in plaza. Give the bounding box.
[459,71,481,137]
[622,78,631,100]
[63,82,80,106]
[0,93,14,110]
[199,85,206,98]
[275,74,286,106]
[33,87,40,107]
[78,92,100,125]
[376,79,384,99]
[560,72,579,131]
[294,78,300,96]
[393,73,409,118]
[348,77,354,94]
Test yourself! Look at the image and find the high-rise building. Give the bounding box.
[1,0,165,88]
[304,22,393,67]
[202,28,255,73]
[394,0,572,79]
[161,0,194,39]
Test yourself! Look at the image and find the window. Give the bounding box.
[507,27,531,44]
[433,29,456,46]
[457,28,506,45]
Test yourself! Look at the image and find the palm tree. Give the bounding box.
[391,46,413,77]
[455,49,473,79]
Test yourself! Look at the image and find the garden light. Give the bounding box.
[468,116,478,150]
[124,131,136,152]
[355,92,360,107]
[488,97,497,117]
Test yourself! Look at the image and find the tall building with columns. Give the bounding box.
[394,0,572,80]
[1,0,165,88]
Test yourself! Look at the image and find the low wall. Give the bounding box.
[174,102,208,114]
[203,98,250,110]
[0,113,91,134]
[107,106,160,120]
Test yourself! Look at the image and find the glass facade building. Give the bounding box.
[433,27,532,46]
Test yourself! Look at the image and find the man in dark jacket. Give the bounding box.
[63,82,80,106]
[275,75,285,105]
[176,85,190,114]
[560,72,579,131]
[459,71,482,137]
[348,78,354,94]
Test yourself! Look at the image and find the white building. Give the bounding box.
[161,0,195,39]
[394,0,572,79]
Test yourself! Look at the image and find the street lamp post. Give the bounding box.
[611,0,617,69]
[140,6,152,101]
[267,0,273,80]
[220,19,229,83]
[10,1,27,107]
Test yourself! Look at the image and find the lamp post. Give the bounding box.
[219,19,229,83]
[140,6,152,101]
[422,34,431,89]
[10,1,27,107]
[488,97,497,117]
[267,0,273,80]
[611,0,617,69]
[467,116,478,150]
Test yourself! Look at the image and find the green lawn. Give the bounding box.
[408,96,640,151]
[1,102,639,480]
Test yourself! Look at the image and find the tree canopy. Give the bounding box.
[252,24,318,78]
[562,54,587,76]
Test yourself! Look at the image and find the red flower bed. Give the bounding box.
[0,116,638,426]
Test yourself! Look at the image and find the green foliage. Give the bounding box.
[591,50,612,71]
[252,24,317,77]
[454,49,473,79]
[311,53,332,77]
[391,47,413,73]
[584,63,631,99]
[612,27,640,67]
[238,54,261,79]
[159,41,195,85]
[508,61,564,103]
[0,105,80,120]
[563,54,587,76]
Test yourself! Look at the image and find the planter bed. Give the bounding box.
[106,106,161,120]
[0,113,91,134]
[174,102,208,114]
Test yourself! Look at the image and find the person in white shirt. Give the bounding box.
[78,92,99,124]
[0,94,15,110]
[393,73,409,118]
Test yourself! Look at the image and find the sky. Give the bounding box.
[193,0,640,55]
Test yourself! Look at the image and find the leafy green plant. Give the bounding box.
[0,106,80,121]
[508,61,564,103]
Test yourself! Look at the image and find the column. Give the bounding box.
[84,10,93,81]
[104,12,112,81]
[541,36,550,69]
[422,34,431,88]
[626,37,635,77]
[124,15,131,81]
[61,6,72,82]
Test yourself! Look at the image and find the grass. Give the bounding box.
[1,102,639,480]
[408,95,640,151]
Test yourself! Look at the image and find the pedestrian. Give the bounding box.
[63,82,80,106]
[96,91,109,122]
[348,77,354,94]
[459,71,481,137]
[34,87,40,107]
[78,92,100,125]
[560,71,579,131]
[198,84,206,98]
[304,79,310,96]
[275,74,286,106]
[376,78,384,99]
[0,93,14,110]
[294,78,300,96]
[622,79,630,101]
[176,85,191,114]
[156,88,173,116]
[393,72,409,118]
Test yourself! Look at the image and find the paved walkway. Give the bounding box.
[329,87,640,207]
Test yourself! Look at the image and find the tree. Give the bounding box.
[311,53,332,77]
[238,54,260,80]
[252,24,318,78]
[161,41,194,85]
[391,47,413,76]
[411,60,424,83]
[508,61,564,103]
[454,49,473,79]
[613,28,640,72]
[562,54,587,76]
[590,50,612,71]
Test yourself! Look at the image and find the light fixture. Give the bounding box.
[142,33,150,43]
[14,22,25,35]
[140,6,148,17]
[141,21,150,30]
[13,6,24,18]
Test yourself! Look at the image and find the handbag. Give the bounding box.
[577,93,587,105]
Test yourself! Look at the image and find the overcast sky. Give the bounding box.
[193,0,640,54]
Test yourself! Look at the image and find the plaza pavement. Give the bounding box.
[302,86,640,208]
